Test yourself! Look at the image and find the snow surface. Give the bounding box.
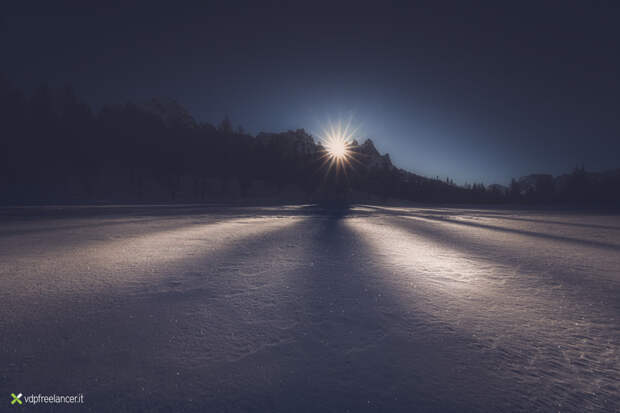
[0,205,618,411]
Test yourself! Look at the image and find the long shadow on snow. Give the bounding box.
[0,204,322,237]
[0,217,309,412]
[252,209,518,413]
[383,214,620,311]
[363,204,620,232]
[352,213,620,411]
[363,205,620,251]
[469,214,620,231]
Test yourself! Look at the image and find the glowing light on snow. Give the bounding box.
[2,216,304,304]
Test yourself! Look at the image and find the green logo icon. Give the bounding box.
[11,393,22,405]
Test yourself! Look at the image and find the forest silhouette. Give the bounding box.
[1,78,618,206]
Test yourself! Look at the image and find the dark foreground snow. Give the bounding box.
[1,205,618,412]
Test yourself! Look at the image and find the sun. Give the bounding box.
[324,135,350,160]
[320,120,358,171]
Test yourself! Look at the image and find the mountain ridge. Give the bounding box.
[1,82,618,205]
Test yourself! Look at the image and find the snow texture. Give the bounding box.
[0,205,618,412]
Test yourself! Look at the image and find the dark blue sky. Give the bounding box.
[3,2,620,184]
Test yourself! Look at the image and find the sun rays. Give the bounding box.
[319,119,359,175]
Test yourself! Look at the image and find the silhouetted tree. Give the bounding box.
[509,178,521,202]
[218,114,233,134]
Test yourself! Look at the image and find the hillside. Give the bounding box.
[1,80,618,205]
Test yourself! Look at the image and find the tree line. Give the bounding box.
[1,78,618,206]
